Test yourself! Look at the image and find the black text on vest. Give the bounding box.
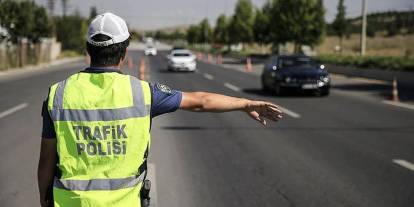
[72,124,128,156]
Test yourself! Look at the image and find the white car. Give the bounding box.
[167,49,196,72]
[144,46,157,56]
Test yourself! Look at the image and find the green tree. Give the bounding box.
[130,30,142,40]
[228,0,255,45]
[331,0,348,51]
[55,14,87,52]
[269,0,326,53]
[172,29,185,40]
[198,18,212,43]
[32,5,52,43]
[253,4,271,47]
[0,0,51,43]
[89,6,98,20]
[186,25,200,44]
[155,30,166,40]
[213,14,229,45]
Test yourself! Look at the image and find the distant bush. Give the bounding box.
[317,54,414,71]
[55,15,88,52]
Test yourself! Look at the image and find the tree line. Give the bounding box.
[185,0,326,53]
[152,0,413,54]
[0,0,101,53]
[0,0,51,44]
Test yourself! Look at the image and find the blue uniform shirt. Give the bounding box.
[41,67,182,138]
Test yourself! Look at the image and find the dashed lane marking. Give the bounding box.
[224,82,241,92]
[0,103,28,119]
[203,73,214,80]
[277,105,301,118]
[382,100,414,111]
[393,159,414,172]
[222,82,300,118]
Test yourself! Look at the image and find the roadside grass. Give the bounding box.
[316,54,414,71]
[186,33,414,71]
[316,33,414,58]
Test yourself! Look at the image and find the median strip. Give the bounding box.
[393,159,414,172]
[203,73,214,80]
[382,100,414,110]
[0,103,29,119]
[224,82,241,92]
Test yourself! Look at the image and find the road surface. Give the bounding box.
[0,46,413,207]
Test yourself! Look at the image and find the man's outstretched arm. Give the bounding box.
[180,92,283,125]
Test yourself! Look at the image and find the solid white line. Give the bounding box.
[147,163,158,207]
[393,159,414,172]
[224,82,241,92]
[277,106,301,118]
[203,73,214,80]
[382,100,414,110]
[0,103,29,119]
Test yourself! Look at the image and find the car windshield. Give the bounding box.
[278,57,315,69]
[173,53,190,57]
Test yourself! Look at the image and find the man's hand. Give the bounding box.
[180,92,283,125]
[244,100,283,125]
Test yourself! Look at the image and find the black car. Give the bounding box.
[261,55,330,96]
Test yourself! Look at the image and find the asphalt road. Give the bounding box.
[0,48,413,207]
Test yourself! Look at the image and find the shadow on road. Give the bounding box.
[160,125,414,132]
[157,69,196,74]
[242,88,325,98]
[333,83,414,102]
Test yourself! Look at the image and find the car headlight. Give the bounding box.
[320,76,330,83]
[285,77,291,83]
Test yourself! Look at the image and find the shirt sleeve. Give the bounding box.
[150,83,182,118]
[41,99,56,139]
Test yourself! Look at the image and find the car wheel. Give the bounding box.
[261,82,270,92]
[261,78,270,92]
[275,85,283,96]
[318,88,330,96]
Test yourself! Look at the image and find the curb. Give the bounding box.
[0,56,84,78]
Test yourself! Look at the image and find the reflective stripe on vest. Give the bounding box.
[49,73,151,207]
[50,76,150,121]
[54,171,146,191]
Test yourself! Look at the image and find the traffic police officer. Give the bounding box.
[37,13,283,207]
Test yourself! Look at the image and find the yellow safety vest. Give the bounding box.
[47,71,151,207]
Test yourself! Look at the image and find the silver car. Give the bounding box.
[166,49,196,72]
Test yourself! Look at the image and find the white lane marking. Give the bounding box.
[382,100,414,110]
[393,159,414,172]
[277,105,301,118]
[203,73,214,80]
[0,103,29,119]
[147,163,158,207]
[222,83,300,118]
[224,82,241,92]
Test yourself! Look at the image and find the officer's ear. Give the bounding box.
[118,48,128,67]
[124,48,128,60]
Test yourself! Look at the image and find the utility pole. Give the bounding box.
[360,0,367,56]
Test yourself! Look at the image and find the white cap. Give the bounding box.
[87,12,130,47]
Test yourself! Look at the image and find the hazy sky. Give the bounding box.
[34,0,414,30]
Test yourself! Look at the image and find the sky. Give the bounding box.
[34,0,414,30]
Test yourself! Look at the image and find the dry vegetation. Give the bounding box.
[316,33,414,58]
